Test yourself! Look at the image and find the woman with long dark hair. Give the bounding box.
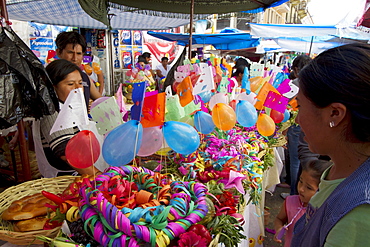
[291,43,370,246]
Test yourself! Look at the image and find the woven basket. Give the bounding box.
[0,176,77,245]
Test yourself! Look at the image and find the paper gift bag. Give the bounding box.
[177,76,194,107]
[141,92,166,128]
[165,94,185,121]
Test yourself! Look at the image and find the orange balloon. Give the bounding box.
[84,64,93,74]
[250,76,263,92]
[257,114,276,136]
[92,62,100,70]
[92,62,102,74]
[212,103,236,131]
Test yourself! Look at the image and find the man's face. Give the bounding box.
[57,44,84,66]
[162,59,168,66]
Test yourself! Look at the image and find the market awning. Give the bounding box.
[147,31,260,50]
[249,23,370,41]
[6,0,191,30]
[249,23,370,53]
[249,23,338,38]
[103,0,289,15]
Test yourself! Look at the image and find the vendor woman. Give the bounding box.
[35,59,101,177]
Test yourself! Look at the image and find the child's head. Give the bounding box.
[298,159,332,205]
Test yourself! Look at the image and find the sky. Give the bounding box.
[307,0,367,26]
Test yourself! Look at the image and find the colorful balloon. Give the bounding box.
[282,109,290,122]
[209,93,228,110]
[163,121,200,155]
[212,103,236,131]
[92,62,102,74]
[66,130,100,169]
[257,114,276,137]
[137,126,163,157]
[250,76,263,92]
[102,120,143,166]
[236,100,258,127]
[236,92,257,105]
[197,90,213,103]
[194,111,215,134]
[270,109,284,123]
[229,99,237,111]
[84,64,93,74]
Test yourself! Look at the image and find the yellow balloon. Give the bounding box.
[212,103,236,131]
[257,114,276,136]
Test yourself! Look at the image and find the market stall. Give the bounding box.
[0,41,296,245]
[0,1,297,246]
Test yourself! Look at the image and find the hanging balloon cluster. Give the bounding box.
[191,60,293,138]
[65,57,295,169]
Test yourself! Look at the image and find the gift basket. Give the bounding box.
[0,176,76,245]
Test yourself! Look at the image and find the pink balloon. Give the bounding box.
[90,96,110,110]
[137,126,164,157]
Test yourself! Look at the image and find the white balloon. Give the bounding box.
[209,93,229,110]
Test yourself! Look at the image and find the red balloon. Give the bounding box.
[270,109,284,123]
[229,99,237,111]
[66,130,100,169]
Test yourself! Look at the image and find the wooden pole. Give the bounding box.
[17,120,31,181]
[188,0,195,59]
[0,0,8,22]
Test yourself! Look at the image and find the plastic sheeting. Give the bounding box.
[147,31,260,50]
[0,27,58,129]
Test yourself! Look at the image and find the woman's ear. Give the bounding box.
[328,103,347,127]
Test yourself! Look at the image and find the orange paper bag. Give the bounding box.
[254,82,279,110]
[177,76,194,107]
[141,92,166,128]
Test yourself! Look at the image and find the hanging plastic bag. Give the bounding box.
[0,27,58,129]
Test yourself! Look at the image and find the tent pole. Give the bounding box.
[107,14,115,95]
[106,29,114,95]
[308,36,314,56]
[0,0,8,22]
[188,0,194,59]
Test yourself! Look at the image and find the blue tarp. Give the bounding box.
[147,31,260,50]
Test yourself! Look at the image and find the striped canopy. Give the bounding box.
[7,0,191,30]
[7,0,289,30]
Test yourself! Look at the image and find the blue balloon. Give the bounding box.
[102,120,143,166]
[194,111,215,134]
[236,100,258,127]
[163,121,200,155]
[197,90,213,103]
[282,109,290,122]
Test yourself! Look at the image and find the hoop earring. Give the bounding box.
[329,121,335,128]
